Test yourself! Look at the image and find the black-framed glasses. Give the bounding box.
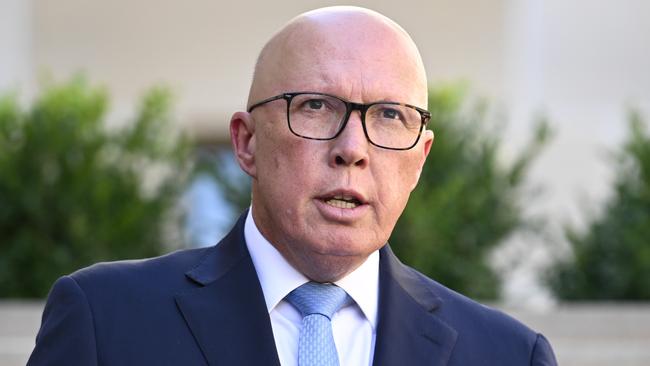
[247,92,431,150]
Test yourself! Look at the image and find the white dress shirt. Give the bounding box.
[244,209,379,366]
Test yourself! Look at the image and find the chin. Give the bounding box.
[300,252,365,283]
[309,232,381,258]
[285,229,382,282]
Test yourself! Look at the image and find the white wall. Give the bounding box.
[504,0,650,226]
[0,0,33,98]
[496,0,650,305]
[30,0,510,138]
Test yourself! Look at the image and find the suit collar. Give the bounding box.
[373,245,458,366]
[175,213,281,366]
[183,213,248,286]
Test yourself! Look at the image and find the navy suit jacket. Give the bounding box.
[29,213,557,365]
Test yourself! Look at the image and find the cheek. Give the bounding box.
[375,154,421,217]
[400,151,425,192]
[257,134,320,200]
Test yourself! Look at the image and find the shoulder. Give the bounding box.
[68,246,215,299]
[51,213,249,304]
[409,267,557,364]
[382,248,537,339]
[411,267,532,334]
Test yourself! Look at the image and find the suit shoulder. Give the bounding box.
[69,246,214,295]
[407,265,540,339]
[403,266,556,363]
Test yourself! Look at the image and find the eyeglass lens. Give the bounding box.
[288,93,422,149]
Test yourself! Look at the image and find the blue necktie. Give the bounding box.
[286,282,351,366]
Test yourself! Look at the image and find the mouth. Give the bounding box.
[324,195,363,209]
[319,190,367,209]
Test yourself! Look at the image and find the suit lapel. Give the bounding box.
[372,245,458,366]
[174,214,281,366]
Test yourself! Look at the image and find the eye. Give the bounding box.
[307,99,324,110]
[374,106,405,122]
[381,108,400,119]
[291,94,345,116]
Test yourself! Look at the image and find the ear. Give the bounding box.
[411,129,434,190]
[230,111,257,178]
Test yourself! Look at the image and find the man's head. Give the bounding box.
[230,6,433,282]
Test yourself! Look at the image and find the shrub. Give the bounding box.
[390,85,550,299]
[548,111,650,300]
[0,78,190,298]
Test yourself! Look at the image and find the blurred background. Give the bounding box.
[1,0,649,365]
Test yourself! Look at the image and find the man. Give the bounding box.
[29,6,557,366]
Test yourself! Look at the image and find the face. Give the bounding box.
[231,13,433,281]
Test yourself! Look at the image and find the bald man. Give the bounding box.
[29,7,557,366]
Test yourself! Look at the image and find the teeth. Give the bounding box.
[333,194,355,201]
[326,198,359,209]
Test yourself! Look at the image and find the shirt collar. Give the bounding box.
[244,208,379,330]
[333,246,379,330]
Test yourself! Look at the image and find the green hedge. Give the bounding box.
[391,85,550,300]
[0,79,190,298]
[548,111,650,300]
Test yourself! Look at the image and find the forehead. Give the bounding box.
[264,17,427,106]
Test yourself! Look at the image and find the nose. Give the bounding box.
[328,111,369,168]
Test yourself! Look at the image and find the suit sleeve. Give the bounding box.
[530,333,558,366]
[27,276,98,366]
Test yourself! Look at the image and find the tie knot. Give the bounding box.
[286,282,351,319]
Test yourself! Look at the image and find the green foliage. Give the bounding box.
[548,111,650,300]
[390,84,550,300]
[0,78,190,298]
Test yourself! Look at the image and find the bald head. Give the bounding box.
[248,6,428,108]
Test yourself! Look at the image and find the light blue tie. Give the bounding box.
[286,282,351,366]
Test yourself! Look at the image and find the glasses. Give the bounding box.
[247,92,431,150]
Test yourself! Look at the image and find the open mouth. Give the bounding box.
[324,194,363,209]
